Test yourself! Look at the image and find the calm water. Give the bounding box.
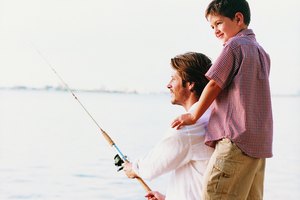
[0,90,299,200]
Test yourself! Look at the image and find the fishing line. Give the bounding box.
[30,42,151,192]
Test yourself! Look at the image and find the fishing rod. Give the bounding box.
[31,43,151,192]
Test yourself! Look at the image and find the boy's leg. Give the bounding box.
[201,138,265,200]
[246,159,265,200]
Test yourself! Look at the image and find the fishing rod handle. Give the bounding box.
[136,177,151,192]
[123,160,151,192]
[101,130,115,146]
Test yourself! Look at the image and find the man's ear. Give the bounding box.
[188,82,195,92]
[235,12,244,25]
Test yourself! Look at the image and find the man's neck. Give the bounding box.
[183,96,198,111]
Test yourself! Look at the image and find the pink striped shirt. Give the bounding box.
[205,29,273,158]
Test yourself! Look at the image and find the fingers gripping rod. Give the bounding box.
[32,44,151,192]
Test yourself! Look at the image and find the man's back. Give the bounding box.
[135,107,213,200]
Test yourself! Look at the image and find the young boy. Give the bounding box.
[172,0,273,199]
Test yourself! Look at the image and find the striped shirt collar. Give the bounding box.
[224,29,256,46]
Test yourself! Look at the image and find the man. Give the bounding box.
[123,52,214,200]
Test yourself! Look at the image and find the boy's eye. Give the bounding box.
[211,21,221,29]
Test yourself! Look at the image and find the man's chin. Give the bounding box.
[170,99,175,105]
[170,99,178,105]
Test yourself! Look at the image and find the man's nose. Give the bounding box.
[167,82,171,89]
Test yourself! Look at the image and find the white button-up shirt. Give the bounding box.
[132,103,214,200]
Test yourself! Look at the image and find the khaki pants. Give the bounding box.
[202,138,265,200]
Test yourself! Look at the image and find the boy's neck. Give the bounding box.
[239,25,248,32]
[232,26,249,38]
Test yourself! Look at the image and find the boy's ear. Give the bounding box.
[235,12,244,25]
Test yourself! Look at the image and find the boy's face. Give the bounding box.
[207,13,243,44]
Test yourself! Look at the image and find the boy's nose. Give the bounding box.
[215,28,220,36]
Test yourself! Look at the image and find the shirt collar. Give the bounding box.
[236,28,255,37]
[224,29,256,46]
[188,102,199,113]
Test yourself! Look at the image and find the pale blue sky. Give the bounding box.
[0,0,299,94]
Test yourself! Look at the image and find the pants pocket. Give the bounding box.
[207,158,238,196]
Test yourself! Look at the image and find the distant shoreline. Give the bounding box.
[0,86,169,95]
[0,86,299,97]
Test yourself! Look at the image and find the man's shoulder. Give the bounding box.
[163,108,210,138]
[166,122,206,137]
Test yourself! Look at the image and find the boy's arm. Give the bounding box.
[171,79,221,129]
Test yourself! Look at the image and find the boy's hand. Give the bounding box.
[171,113,196,129]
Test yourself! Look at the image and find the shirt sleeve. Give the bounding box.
[132,130,192,180]
[206,44,239,89]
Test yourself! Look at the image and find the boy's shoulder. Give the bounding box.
[225,29,257,49]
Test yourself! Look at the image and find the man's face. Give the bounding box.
[167,70,189,106]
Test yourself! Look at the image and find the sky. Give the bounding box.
[0,0,299,94]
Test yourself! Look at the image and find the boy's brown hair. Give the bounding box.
[205,0,251,25]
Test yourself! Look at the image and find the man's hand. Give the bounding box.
[171,113,196,129]
[123,162,138,178]
[145,191,165,200]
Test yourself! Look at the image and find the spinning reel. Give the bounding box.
[114,154,125,171]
